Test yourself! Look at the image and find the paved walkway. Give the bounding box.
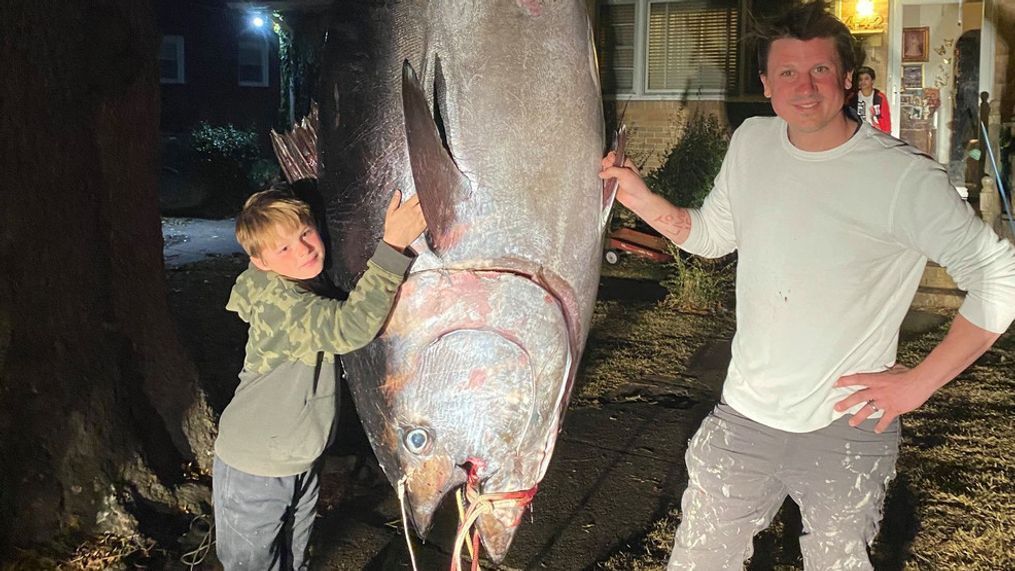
[162,217,244,268]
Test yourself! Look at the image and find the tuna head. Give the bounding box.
[353,268,572,562]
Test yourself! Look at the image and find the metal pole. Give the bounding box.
[978,118,1015,239]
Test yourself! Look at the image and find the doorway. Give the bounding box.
[888,0,990,198]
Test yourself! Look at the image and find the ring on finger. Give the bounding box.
[868,401,880,412]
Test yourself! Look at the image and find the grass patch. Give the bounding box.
[660,249,736,314]
[593,308,1015,570]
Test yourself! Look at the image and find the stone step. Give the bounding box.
[919,262,957,290]
[911,286,965,309]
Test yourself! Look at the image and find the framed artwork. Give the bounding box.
[903,27,929,62]
[902,64,924,89]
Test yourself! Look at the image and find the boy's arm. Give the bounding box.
[297,242,411,355]
[292,189,425,355]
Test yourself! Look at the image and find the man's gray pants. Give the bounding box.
[667,402,900,570]
[213,456,321,570]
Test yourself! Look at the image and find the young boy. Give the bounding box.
[213,188,425,570]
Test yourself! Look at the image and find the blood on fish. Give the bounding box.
[434,222,470,251]
[467,369,487,389]
[516,0,542,17]
[381,372,413,399]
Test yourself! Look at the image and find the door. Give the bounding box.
[887,0,993,194]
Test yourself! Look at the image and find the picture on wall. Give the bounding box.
[903,27,930,62]
[902,64,924,89]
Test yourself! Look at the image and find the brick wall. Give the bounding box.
[604,99,773,169]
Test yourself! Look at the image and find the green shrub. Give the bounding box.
[645,112,735,312]
[645,113,730,208]
[189,123,278,215]
[191,122,261,165]
[660,245,736,313]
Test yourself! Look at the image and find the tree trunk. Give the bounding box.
[0,0,216,553]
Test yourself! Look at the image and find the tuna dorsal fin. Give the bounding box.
[401,59,471,253]
[600,124,627,231]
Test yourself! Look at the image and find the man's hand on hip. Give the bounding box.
[833,365,936,433]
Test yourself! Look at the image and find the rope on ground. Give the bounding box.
[180,514,215,570]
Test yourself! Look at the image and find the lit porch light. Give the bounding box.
[856,0,875,18]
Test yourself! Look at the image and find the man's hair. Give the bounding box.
[754,0,861,76]
[855,66,875,81]
[235,189,315,257]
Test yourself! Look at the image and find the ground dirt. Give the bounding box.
[152,224,1013,571]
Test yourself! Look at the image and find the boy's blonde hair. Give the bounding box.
[235,190,316,257]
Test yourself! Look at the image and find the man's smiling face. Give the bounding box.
[761,37,854,152]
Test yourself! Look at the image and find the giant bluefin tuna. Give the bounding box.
[317,0,614,562]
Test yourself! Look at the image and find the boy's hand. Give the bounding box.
[382,190,427,251]
[598,151,653,209]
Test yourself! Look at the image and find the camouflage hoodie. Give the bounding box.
[215,242,411,477]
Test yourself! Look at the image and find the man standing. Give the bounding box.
[847,66,892,133]
[599,2,1015,569]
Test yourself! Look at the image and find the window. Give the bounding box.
[597,0,780,99]
[160,35,184,84]
[238,37,269,87]
[647,1,739,94]
[598,3,636,93]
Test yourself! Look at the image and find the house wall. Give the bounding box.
[604,99,774,168]
[156,0,281,136]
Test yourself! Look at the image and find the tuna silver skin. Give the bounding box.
[318,0,607,562]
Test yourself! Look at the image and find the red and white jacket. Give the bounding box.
[847,88,891,133]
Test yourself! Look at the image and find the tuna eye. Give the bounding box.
[404,428,430,454]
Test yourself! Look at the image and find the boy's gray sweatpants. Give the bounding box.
[668,402,900,571]
[213,456,321,571]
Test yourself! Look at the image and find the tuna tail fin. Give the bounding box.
[401,59,472,254]
[600,124,627,231]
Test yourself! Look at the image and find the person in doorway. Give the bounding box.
[847,65,892,132]
[599,1,1015,569]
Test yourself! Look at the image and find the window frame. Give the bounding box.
[237,36,270,88]
[159,35,185,85]
[599,0,766,102]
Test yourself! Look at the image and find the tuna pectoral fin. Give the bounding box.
[600,124,627,231]
[401,60,471,253]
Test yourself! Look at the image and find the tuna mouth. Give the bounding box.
[454,463,539,565]
[401,458,537,564]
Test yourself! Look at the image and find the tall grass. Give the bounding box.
[660,246,736,314]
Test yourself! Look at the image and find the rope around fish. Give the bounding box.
[449,469,537,571]
[395,471,537,571]
[397,476,422,570]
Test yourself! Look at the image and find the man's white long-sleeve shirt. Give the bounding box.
[682,117,1015,432]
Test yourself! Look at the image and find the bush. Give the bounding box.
[660,246,736,313]
[189,123,277,215]
[191,122,261,165]
[645,113,729,208]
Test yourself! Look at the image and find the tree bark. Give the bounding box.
[0,0,216,552]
